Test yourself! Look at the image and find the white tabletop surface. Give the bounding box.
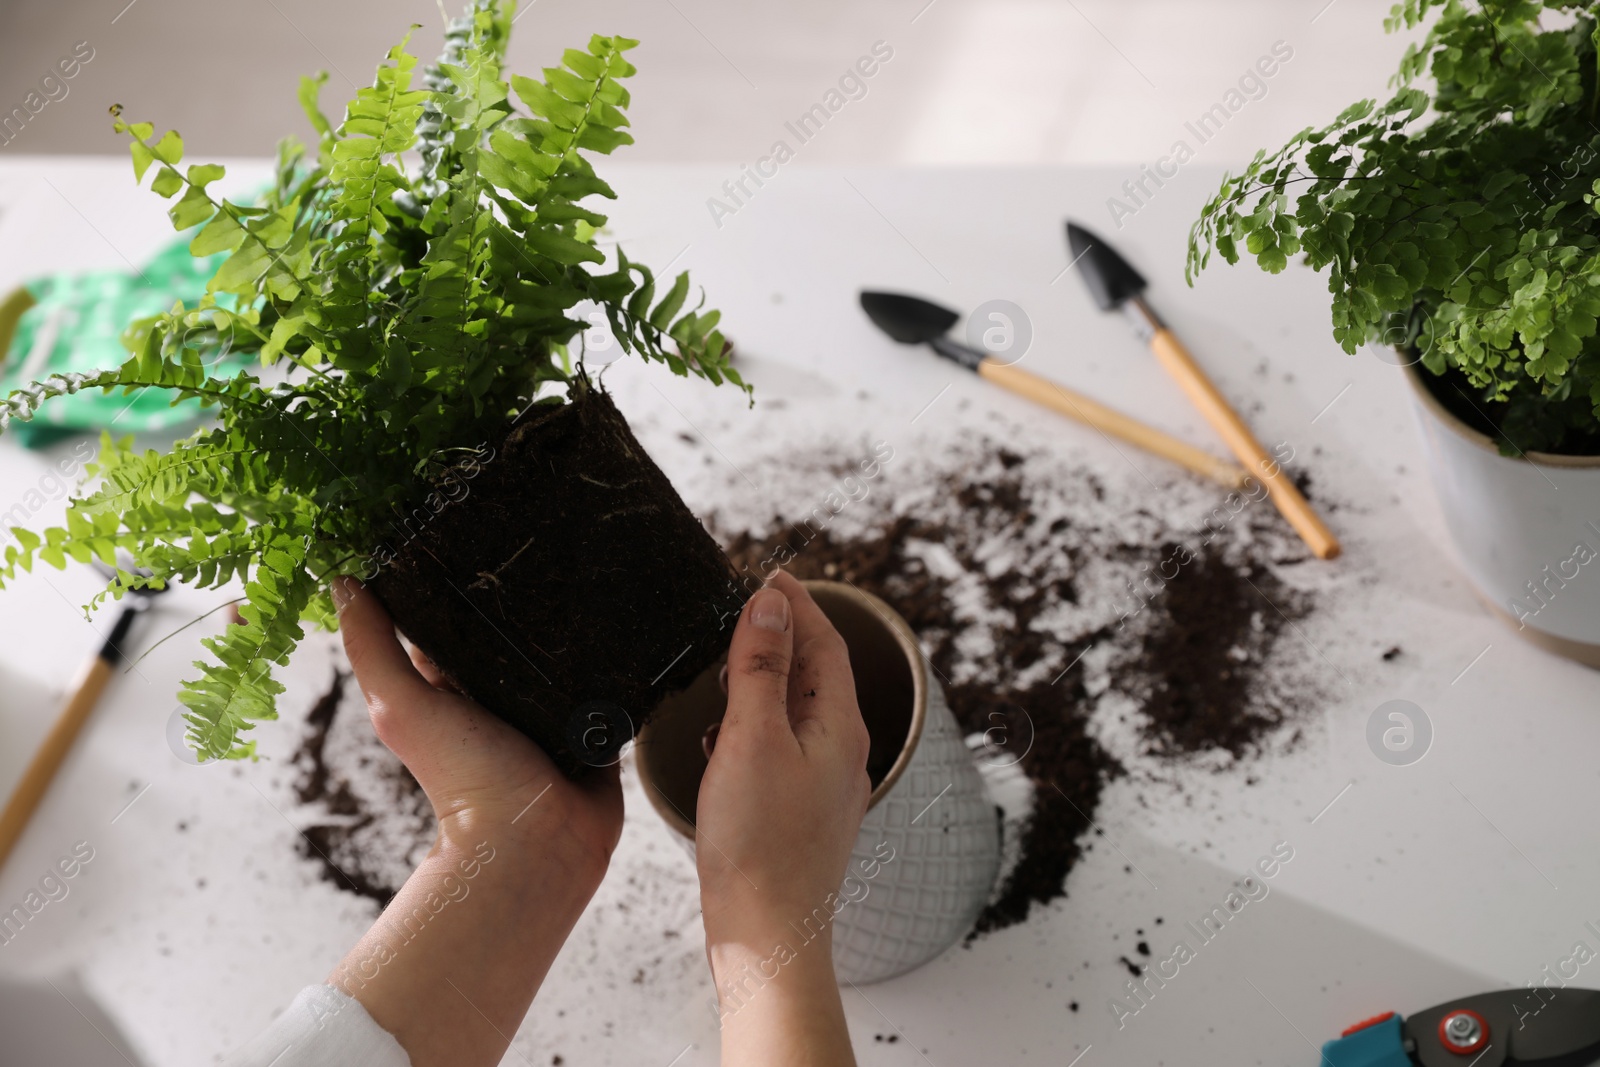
[0,157,1596,1067]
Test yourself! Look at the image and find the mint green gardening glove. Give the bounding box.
[0,232,249,448]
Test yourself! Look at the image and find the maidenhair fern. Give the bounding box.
[1188,0,1600,453]
[0,0,745,760]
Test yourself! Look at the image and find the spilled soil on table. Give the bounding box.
[291,670,435,907]
[290,442,1322,931]
[722,449,1314,934]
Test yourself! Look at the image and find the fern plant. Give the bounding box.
[1188,0,1600,454]
[0,0,744,760]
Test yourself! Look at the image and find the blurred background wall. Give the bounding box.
[0,0,1406,167]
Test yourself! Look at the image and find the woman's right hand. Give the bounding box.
[694,570,871,1065]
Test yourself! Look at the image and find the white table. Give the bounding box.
[0,158,1595,1066]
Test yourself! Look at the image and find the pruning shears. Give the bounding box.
[1322,988,1600,1066]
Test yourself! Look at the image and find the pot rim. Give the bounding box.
[635,579,930,840]
[1402,359,1600,469]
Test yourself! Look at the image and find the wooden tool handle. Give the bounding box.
[978,358,1248,490]
[0,658,114,870]
[1149,328,1341,559]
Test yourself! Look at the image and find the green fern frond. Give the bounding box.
[1188,0,1600,452]
[0,372,105,431]
[179,529,315,760]
[2,2,748,761]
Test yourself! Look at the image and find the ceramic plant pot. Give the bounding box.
[635,580,1001,984]
[1406,364,1600,666]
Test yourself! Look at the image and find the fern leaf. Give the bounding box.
[179,530,314,760]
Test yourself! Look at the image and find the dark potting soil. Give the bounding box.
[293,669,349,811]
[1417,357,1600,456]
[723,514,1122,937]
[292,668,436,906]
[369,386,744,777]
[296,444,1322,935]
[724,457,1316,935]
[1119,542,1310,761]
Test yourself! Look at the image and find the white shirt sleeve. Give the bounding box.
[223,984,411,1067]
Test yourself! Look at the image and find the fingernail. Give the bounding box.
[747,587,790,632]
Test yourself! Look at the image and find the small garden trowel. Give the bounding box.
[1064,221,1340,559]
[0,566,166,871]
[858,290,1246,489]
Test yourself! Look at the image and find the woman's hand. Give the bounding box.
[333,576,623,875]
[325,577,622,1067]
[695,571,871,1066]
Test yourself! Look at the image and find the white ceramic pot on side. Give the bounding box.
[635,580,1001,985]
[1406,364,1600,666]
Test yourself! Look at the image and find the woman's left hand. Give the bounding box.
[334,575,623,874]
[325,576,623,1067]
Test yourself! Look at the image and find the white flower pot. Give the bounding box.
[635,580,1002,984]
[1406,364,1600,666]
